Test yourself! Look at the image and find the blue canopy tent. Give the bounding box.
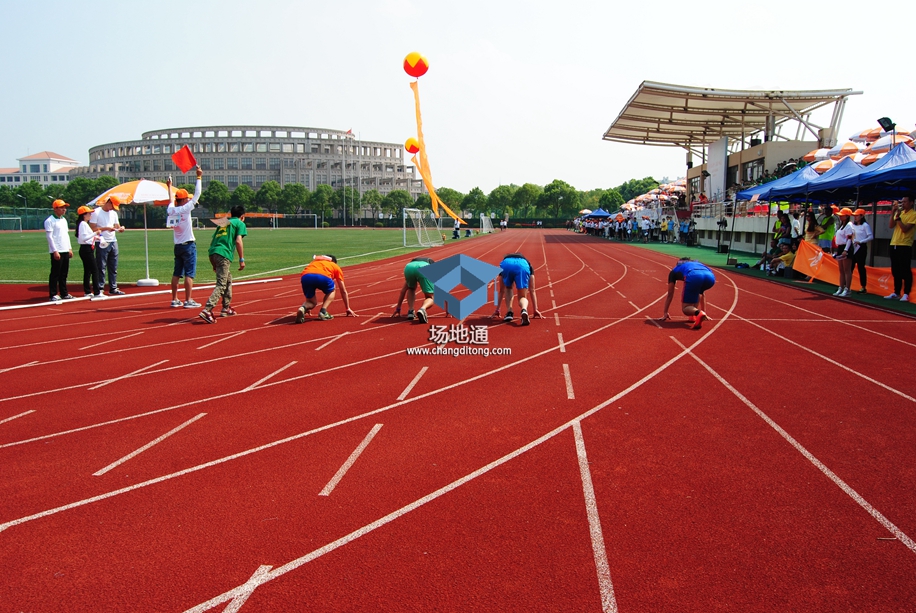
[768,155,864,202]
[585,208,612,218]
[735,165,820,201]
[857,153,916,197]
[801,143,916,195]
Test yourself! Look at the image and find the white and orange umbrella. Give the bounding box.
[849,128,883,143]
[859,152,887,166]
[812,159,839,174]
[803,148,831,162]
[828,140,864,160]
[864,133,914,154]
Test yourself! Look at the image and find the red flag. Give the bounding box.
[171,145,197,174]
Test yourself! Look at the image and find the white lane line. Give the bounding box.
[222,565,273,613]
[0,410,34,426]
[93,413,206,477]
[360,312,384,326]
[397,367,428,401]
[552,300,557,309]
[646,316,662,329]
[616,291,626,299]
[572,422,617,613]
[315,332,347,351]
[198,330,247,350]
[628,301,639,310]
[558,333,566,353]
[554,313,560,326]
[319,424,384,496]
[0,361,38,374]
[563,364,575,399]
[244,362,297,392]
[79,331,144,351]
[88,360,168,390]
[550,289,555,297]
[673,338,916,555]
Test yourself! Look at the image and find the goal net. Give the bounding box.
[479,214,495,234]
[0,216,22,232]
[403,208,444,248]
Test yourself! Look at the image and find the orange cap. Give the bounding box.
[830,205,839,212]
[175,188,189,200]
[76,205,93,215]
[853,208,867,216]
[107,196,120,210]
[52,199,69,208]
[838,207,854,216]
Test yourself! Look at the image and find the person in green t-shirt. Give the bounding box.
[200,205,247,323]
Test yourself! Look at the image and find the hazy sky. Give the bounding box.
[3,0,913,193]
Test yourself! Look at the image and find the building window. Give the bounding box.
[256,143,267,153]
[199,158,211,170]
[143,160,151,172]
[243,143,254,153]
[153,159,161,171]
[213,158,225,170]
[242,175,253,187]
[282,144,293,153]
[30,164,40,173]
[241,157,252,170]
[269,158,280,170]
[227,158,239,170]
[255,175,265,187]
[165,160,174,171]
[217,143,226,152]
[229,143,240,153]
[228,175,239,188]
[205,143,214,153]
[256,158,266,170]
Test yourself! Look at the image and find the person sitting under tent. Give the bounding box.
[659,257,716,330]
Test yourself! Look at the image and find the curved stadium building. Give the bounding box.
[74,125,424,199]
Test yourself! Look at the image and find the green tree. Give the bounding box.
[63,177,96,208]
[598,188,625,211]
[414,193,432,210]
[255,181,282,212]
[487,184,517,217]
[200,180,231,213]
[93,176,120,198]
[278,183,309,215]
[310,184,335,222]
[17,181,46,209]
[332,186,361,221]
[230,184,255,210]
[436,187,464,215]
[43,184,66,202]
[512,183,542,218]
[362,189,383,218]
[615,177,659,202]
[461,187,488,216]
[382,190,414,217]
[0,185,15,207]
[539,179,579,217]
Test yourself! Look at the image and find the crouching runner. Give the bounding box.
[296,255,356,322]
[659,257,716,330]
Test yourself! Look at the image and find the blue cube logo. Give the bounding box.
[418,254,502,321]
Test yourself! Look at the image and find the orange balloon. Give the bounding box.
[403,51,429,78]
[405,137,420,154]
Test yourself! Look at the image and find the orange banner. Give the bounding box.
[793,241,915,301]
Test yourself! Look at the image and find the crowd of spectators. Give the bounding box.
[570,215,697,245]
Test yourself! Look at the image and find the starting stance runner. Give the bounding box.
[393,257,443,323]
[492,252,543,326]
[659,257,716,330]
[296,254,356,322]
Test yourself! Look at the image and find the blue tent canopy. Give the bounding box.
[858,152,916,194]
[585,208,612,218]
[735,165,820,201]
[768,155,864,201]
[805,143,916,193]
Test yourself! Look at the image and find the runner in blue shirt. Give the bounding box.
[659,257,716,330]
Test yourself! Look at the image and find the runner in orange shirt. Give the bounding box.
[296,255,356,322]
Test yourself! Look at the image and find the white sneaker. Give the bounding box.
[839,288,850,297]
[170,299,183,308]
[884,293,899,300]
[183,299,201,308]
[833,288,844,296]
[901,294,910,302]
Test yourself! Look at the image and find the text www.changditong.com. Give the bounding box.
[405,346,512,357]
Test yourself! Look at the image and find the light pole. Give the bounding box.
[16,194,27,229]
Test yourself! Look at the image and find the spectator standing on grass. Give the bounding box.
[45,199,73,302]
[296,254,356,322]
[393,257,441,323]
[886,195,916,302]
[89,196,126,295]
[199,205,247,324]
[492,253,542,326]
[659,257,715,330]
[850,208,873,294]
[75,205,101,297]
[833,208,854,297]
[167,166,203,309]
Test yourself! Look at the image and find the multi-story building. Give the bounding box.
[72,125,424,200]
[0,151,79,186]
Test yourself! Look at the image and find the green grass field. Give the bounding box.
[0,228,449,285]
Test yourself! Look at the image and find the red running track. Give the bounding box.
[1,229,915,612]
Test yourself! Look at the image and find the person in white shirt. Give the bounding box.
[45,199,73,301]
[89,195,126,295]
[167,167,203,308]
[832,207,855,297]
[850,208,874,294]
[75,205,101,297]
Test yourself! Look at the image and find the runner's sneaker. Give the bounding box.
[220,306,236,317]
[417,308,428,323]
[184,299,201,309]
[690,310,706,330]
[503,310,514,322]
[110,288,126,296]
[170,299,183,308]
[296,306,307,324]
[407,309,415,320]
[318,309,333,321]
[198,309,216,324]
[521,309,530,326]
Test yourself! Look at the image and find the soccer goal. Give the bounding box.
[479,214,495,234]
[0,216,22,232]
[403,208,444,248]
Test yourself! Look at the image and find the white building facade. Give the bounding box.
[0,151,79,186]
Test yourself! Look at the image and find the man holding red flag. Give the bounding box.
[167,165,203,308]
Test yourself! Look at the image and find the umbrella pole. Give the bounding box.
[136,203,159,287]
